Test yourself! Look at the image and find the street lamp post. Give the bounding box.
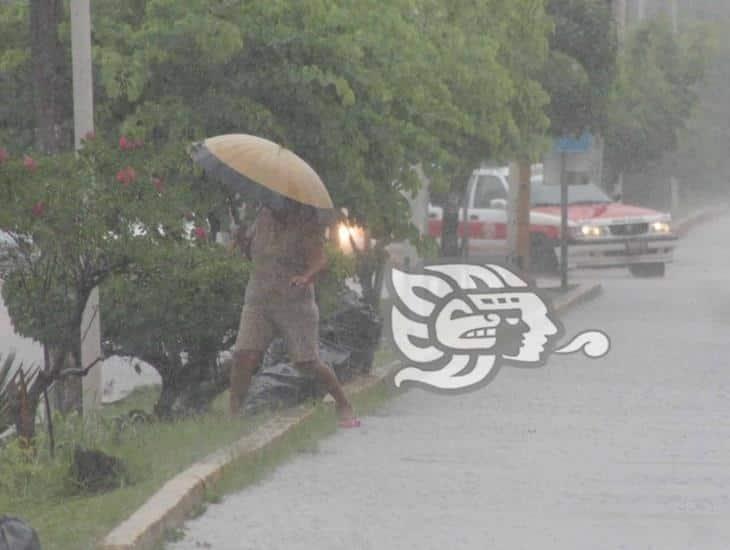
[70,0,101,413]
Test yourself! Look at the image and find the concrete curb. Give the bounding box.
[551,282,603,314]
[98,360,401,550]
[98,282,601,550]
[673,205,729,239]
[99,409,317,550]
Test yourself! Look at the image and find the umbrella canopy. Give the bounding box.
[190,134,334,212]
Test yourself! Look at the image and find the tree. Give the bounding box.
[0,2,35,151]
[0,134,204,438]
[73,0,552,287]
[101,244,250,419]
[603,19,707,183]
[29,0,69,154]
[1,1,557,280]
[542,0,618,136]
[416,0,552,256]
[672,1,730,201]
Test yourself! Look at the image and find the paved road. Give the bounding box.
[172,216,730,550]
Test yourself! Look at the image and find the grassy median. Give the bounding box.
[0,348,397,550]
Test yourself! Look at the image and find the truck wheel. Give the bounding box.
[530,235,559,274]
[629,262,666,278]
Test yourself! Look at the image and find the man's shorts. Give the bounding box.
[234,300,320,363]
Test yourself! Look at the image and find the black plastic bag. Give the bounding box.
[243,340,351,415]
[0,517,41,550]
[320,289,382,373]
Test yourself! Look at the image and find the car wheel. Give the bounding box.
[530,235,559,275]
[629,262,666,278]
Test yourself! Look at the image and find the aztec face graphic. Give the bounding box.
[388,264,610,392]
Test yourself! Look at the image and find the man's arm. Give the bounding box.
[290,224,327,287]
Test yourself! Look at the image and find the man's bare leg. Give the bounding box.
[296,360,356,422]
[229,350,262,417]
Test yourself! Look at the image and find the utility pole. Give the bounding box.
[71,0,93,150]
[70,0,101,414]
[507,162,531,273]
[612,0,627,42]
[30,0,64,154]
[611,0,627,204]
[559,152,568,290]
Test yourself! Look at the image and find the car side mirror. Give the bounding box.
[489,198,507,210]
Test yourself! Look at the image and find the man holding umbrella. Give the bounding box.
[192,135,360,427]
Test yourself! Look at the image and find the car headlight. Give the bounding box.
[574,224,609,238]
[649,221,671,234]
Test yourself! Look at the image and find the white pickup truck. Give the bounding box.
[425,166,677,277]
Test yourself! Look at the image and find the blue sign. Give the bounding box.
[554,132,593,153]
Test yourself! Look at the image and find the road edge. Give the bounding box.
[674,204,729,239]
[98,282,601,550]
[551,282,603,314]
[97,361,401,550]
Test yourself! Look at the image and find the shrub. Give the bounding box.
[102,243,250,418]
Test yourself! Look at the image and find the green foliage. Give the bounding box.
[0,135,198,357]
[671,3,730,200]
[316,242,355,319]
[101,243,250,396]
[1,0,555,247]
[0,1,35,150]
[604,20,708,177]
[0,352,18,432]
[412,0,552,168]
[0,437,47,499]
[542,0,618,135]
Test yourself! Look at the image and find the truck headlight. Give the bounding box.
[649,221,671,234]
[576,224,609,238]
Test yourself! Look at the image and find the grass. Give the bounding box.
[98,385,161,420]
[0,386,269,550]
[0,351,399,550]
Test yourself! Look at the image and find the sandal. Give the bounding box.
[338,417,362,429]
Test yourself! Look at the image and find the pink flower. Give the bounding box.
[151,177,165,193]
[193,226,207,241]
[119,136,132,151]
[116,166,137,185]
[31,201,46,218]
[0,147,8,163]
[23,155,38,172]
[83,130,96,141]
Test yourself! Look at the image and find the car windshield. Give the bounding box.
[530,182,612,207]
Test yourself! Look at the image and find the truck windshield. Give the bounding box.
[530,182,612,206]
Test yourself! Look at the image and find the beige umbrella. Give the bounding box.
[190,134,334,210]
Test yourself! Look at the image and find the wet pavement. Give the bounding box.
[169,214,730,550]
